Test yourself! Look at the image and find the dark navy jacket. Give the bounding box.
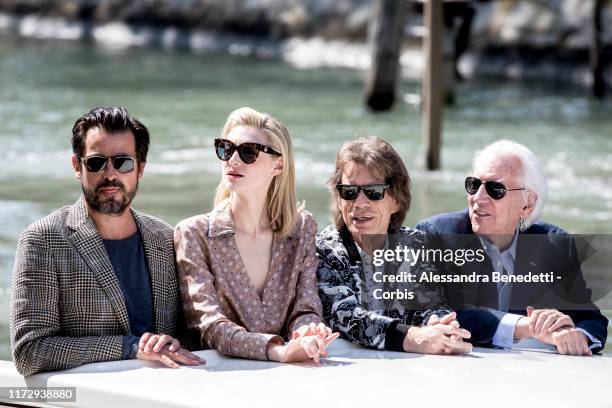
[416,209,608,352]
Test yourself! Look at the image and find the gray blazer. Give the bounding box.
[10,197,181,375]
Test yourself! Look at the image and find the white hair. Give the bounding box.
[472,140,548,231]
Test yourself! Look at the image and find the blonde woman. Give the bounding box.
[175,107,338,362]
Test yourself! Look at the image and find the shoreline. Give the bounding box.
[1,11,610,88]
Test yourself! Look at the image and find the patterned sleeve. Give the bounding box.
[286,213,323,332]
[10,228,124,376]
[401,230,453,326]
[174,221,282,361]
[316,251,397,351]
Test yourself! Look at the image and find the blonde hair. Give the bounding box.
[214,107,299,237]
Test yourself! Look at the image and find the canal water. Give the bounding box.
[1,36,611,358]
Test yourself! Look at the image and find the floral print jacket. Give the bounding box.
[316,224,452,351]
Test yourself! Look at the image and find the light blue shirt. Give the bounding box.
[479,231,600,350]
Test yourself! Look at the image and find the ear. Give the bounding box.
[71,154,82,179]
[271,156,283,177]
[389,193,400,214]
[519,191,536,218]
[137,161,146,179]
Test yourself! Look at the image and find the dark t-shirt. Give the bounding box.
[103,231,154,358]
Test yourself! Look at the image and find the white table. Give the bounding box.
[1,339,610,408]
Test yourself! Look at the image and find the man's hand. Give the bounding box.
[526,306,575,338]
[139,332,181,353]
[403,324,472,355]
[550,328,592,356]
[136,345,206,368]
[515,307,591,356]
[136,332,205,368]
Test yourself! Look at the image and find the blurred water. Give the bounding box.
[1,36,611,359]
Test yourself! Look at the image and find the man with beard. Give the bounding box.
[10,106,204,375]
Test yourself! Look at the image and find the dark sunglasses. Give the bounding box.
[464,176,525,200]
[336,184,390,201]
[80,155,136,173]
[214,138,281,164]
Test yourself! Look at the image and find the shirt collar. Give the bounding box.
[207,199,235,238]
[479,228,519,262]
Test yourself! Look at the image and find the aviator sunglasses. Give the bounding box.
[214,138,281,164]
[80,155,136,173]
[336,184,390,201]
[464,176,525,200]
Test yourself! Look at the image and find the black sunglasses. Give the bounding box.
[80,155,136,173]
[214,138,281,164]
[336,184,390,201]
[464,176,525,200]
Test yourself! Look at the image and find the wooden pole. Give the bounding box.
[591,0,605,99]
[364,0,408,111]
[423,0,444,170]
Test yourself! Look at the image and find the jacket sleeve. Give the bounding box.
[286,214,323,332]
[174,222,282,361]
[10,228,124,376]
[316,251,401,351]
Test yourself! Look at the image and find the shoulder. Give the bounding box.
[174,213,211,237]
[19,204,72,242]
[395,226,430,247]
[291,209,317,239]
[315,224,341,248]
[134,211,174,237]
[415,209,471,234]
[314,224,350,273]
[523,221,567,235]
[315,224,347,261]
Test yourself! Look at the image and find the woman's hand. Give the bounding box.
[267,322,340,363]
[292,322,335,340]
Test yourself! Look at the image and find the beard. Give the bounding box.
[82,178,137,215]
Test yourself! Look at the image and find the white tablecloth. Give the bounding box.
[1,339,610,408]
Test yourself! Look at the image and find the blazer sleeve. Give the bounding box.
[174,222,282,361]
[286,214,323,333]
[558,235,608,352]
[10,228,124,376]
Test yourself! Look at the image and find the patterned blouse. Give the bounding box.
[316,225,452,351]
[175,199,322,360]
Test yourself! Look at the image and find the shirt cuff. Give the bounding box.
[122,335,141,360]
[491,313,523,349]
[574,328,602,350]
[384,322,409,352]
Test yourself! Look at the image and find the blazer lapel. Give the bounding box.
[510,234,545,311]
[133,211,171,334]
[66,197,131,334]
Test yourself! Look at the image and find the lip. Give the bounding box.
[226,172,243,180]
[98,187,121,194]
[351,215,375,224]
[472,209,491,217]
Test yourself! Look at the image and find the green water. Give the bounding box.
[1,36,611,359]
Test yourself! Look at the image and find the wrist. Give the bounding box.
[513,317,531,340]
[402,326,420,353]
[266,342,284,362]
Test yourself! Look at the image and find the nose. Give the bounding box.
[353,189,371,207]
[228,149,242,165]
[102,158,118,179]
[471,182,489,202]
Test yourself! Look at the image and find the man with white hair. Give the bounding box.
[416,140,607,355]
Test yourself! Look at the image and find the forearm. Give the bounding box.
[13,334,124,376]
[205,320,282,360]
